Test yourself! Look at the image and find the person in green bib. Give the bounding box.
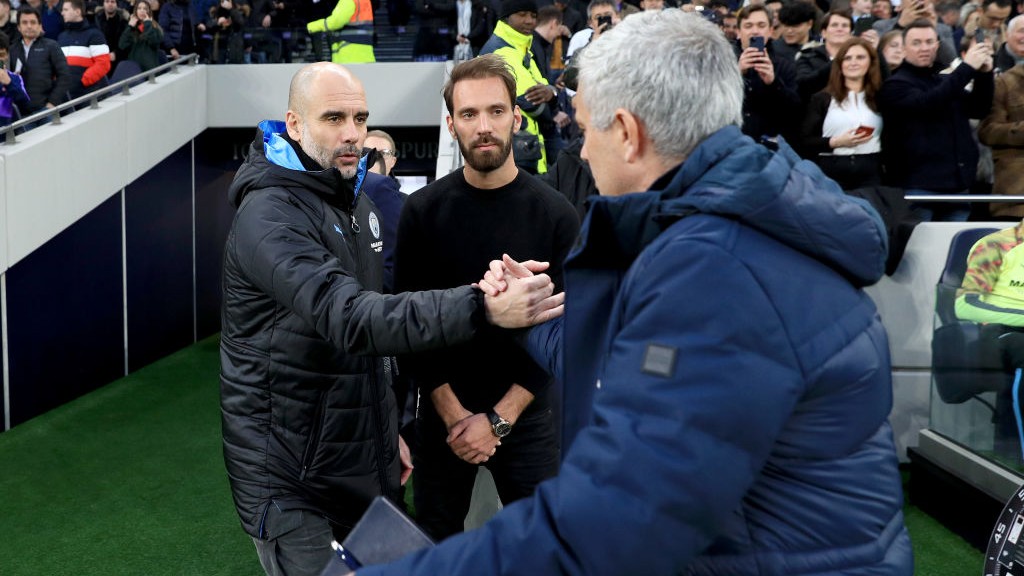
[957,220,1024,326]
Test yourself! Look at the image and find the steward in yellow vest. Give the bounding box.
[307,0,376,63]
[479,0,556,174]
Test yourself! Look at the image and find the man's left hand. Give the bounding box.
[476,254,551,295]
[525,83,555,104]
[447,413,500,463]
[752,54,775,85]
[399,435,413,485]
[482,270,564,327]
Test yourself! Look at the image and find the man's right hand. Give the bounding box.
[739,45,775,83]
[897,0,929,27]
[964,40,994,71]
[482,256,563,328]
[447,413,500,464]
[477,254,552,295]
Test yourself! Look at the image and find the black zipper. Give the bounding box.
[369,358,391,499]
[349,189,387,496]
[300,389,329,481]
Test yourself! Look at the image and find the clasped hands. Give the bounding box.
[447,412,501,464]
[478,254,564,328]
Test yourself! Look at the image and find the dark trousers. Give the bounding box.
[252,502,342,576]
[412,407,559,541]
[815,153,881,191]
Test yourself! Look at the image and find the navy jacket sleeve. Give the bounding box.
[358,230,806,576]
[523,316,563,383]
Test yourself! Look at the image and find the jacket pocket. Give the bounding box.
[299,389,329,481]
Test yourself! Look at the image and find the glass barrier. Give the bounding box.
[929,223,1024,474]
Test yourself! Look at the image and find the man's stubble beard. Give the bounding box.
[457,125,515,173]
[301,124,361,179]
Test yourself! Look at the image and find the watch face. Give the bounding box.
[986,482,1024,575]
[494,421,512,437]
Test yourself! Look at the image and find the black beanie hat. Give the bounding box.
[501,0,538,19]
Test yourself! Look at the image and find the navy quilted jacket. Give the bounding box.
[361,126,913,576]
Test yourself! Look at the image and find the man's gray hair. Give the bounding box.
[586,0,615,18]
[1009,14,1024,34]
[577,9,742,162]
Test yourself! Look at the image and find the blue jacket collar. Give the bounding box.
[575,126,887,286]
[258,119,369,194]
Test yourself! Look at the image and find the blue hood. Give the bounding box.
[228,120,369,208]
[582,126,888,286]
[258,119,369,191]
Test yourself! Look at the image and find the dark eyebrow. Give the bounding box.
[456,103,507,115]
[318,109,370,120]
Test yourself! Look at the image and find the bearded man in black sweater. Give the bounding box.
[394,54,579,541]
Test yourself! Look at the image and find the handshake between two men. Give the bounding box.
[478,257,562,327]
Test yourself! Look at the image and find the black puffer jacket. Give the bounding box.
[221,122,484,537]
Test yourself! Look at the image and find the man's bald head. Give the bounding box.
[284,62,370,178]
[287,62,366,118]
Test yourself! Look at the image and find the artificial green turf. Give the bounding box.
[0,335,257,575]
[905,505,984,575]
[0,334,988,574]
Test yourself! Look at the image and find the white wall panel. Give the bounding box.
[866,221,1016,369]
[5,102,128,267]
[0,155,6,272]
[2,66,206,269]
[891,371,932,461]
[123,67,207,183]
[204,62,447,128]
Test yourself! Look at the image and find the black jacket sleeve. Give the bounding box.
[228,188,484,357]
[878,63,976,115]
[967,68,995,120]
[799,91,833,157]
[46,41,72,107]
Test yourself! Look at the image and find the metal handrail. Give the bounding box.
[2,54,199,145]
[903,195,1024,203]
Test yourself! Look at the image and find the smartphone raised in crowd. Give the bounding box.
[597,14,612,30]
[750,36,765,51]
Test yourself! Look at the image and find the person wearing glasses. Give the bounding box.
[365,129,398,178]
[358,128,405,293]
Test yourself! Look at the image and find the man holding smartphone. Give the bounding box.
[872,0,957,66]
[879,19,994,221]
[565,0,618,59]
[735,4,800,142]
